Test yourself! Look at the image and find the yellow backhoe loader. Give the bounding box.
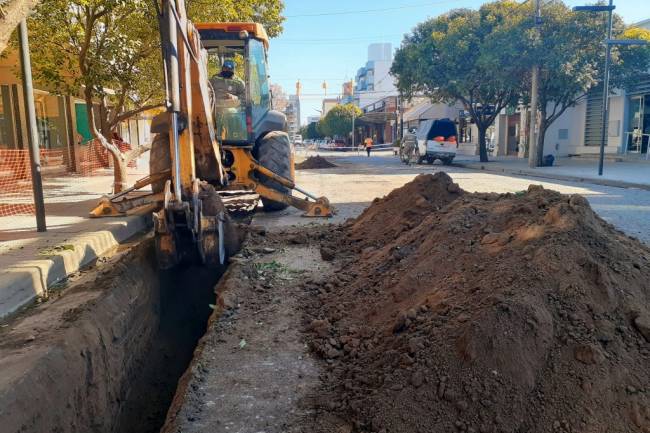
[91,0,333,268]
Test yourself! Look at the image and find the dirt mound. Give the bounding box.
[296,155,337,170]
[347,172,462,248]
[304,180,650,433]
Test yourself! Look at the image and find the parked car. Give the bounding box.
[332,138,347,150]
[293,134,303,145]
[414,118,457,165]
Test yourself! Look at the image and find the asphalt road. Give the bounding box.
[283,150,650,245]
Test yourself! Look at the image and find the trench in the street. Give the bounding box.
[111,259,224,433]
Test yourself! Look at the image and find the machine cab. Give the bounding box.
[196,23,284,146]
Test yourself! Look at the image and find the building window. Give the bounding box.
[0,85,17,149]
[558,129,568,140]
[34,92,68,149]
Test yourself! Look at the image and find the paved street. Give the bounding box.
[285,150,650,245]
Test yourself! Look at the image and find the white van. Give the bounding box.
[415,118,458,165]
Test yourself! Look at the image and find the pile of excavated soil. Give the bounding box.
[296,155,337,170]
[303,173,650,433]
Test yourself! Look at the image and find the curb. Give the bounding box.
[0,215,150,321]
[454,162,650,191]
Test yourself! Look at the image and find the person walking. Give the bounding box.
[364,136,373,157]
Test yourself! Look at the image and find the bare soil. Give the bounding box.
[0,238,224,433]
[296,155,337,170]
[300,173,650,433]
[161,227,333,433]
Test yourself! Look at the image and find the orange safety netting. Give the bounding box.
[0,140,147,218]
[0,149,35,216]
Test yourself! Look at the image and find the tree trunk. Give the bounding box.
[84,87,126,193]
[535,116,547,167]
[478,126,489,163]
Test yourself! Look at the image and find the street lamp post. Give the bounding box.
[573,1,648,176]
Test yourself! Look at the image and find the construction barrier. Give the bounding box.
[0,149,35,216]
[0,140,149,218]
[299,143,396,154]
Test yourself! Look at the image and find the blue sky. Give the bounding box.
[267,0,650,124]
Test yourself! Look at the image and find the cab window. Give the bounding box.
[248,39,270,124]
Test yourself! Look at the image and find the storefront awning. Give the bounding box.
[357,111,397,125]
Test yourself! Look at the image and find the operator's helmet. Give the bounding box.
[222,59,235,74]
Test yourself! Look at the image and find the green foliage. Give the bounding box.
[304,121,322,139]
[187,0,284,37]
[520,4,650,165]
[522,1,605,164]
[26,0,163,129]
[610,27,650,91]
[25,0,285,129]
[23,0,284,191]
[391,0,650,164]
[318,104,362,138]
[391,1,528,161]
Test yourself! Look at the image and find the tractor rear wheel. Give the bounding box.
[256,131,293,212]
[149,133,171,194]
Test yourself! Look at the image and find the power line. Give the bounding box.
[277,34,403,42]
[285,1,460,18]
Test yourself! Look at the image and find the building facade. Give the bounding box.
[354,43,397,109]
[482,18,650,159]
[322,98,340,116]
[0,49,152,175]
[285,94,301,140]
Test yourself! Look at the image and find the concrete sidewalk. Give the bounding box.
[454,155,650,190]
[0,172,150,321]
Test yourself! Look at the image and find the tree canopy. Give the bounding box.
[318,104,362,139]
[391,0,650,165]
[391,1,528,162]
[23,0,284,191]
[522,3,650,165]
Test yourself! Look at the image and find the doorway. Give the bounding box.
[506,114,520,155]
[626,94,650,154]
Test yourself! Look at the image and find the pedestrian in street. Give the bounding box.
[364,136,373,157]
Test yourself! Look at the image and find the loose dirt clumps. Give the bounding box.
[302,174,650,433]
[295,155,337,170]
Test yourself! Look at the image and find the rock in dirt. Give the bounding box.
[574,344,605,365]
[303,174,650,433]
[295,155,337,170]
[633,314,650,342]
[320,246,336,262]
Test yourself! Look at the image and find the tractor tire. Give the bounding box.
[256,131,293,212]
[149,133,171,194]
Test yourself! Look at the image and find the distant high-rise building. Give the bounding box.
[322,98,340,117]
[285,94,301,139]
[341,80,354,104]
[354,43,397,109]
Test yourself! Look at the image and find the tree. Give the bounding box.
[523,3,650,166]
[26,0,161,192]
[25,0,284,192]
[304,121,322,140]
[319,104,362,140]
[187,0,284,37]
[391,1,528,162]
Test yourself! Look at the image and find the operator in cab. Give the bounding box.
[210,59,245,100]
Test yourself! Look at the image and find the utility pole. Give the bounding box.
[573,1,646,176]
[352,109,357,154]
[527,0,541,168]
[597,0,614,176]
[18,20,46,232]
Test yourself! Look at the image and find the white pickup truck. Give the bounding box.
[411,118,458,165]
